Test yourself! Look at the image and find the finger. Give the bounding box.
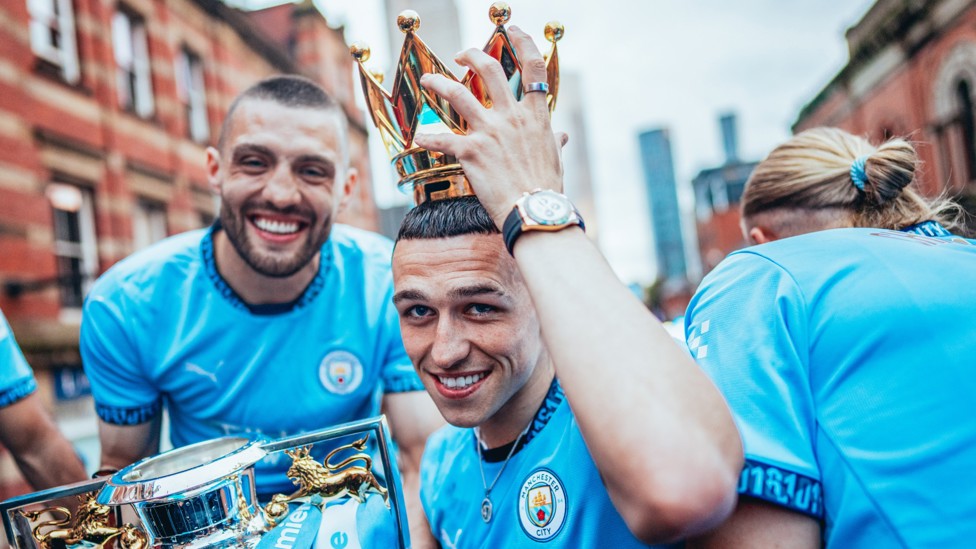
[508,26,548,111]
[414,131,466,157]
[455,48,517,109]
[420,73,488,128]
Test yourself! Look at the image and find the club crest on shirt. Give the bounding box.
[518,468,567,541]
[318,350,364,395]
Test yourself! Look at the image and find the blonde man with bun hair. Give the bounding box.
[685,127,976,548]
[741,127,965,244]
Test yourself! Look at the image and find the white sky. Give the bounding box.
[310,0,876,284]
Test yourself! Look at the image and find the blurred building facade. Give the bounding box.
[692,114,758,273]
[795,0,976,222]
[0,0,378,497]
[639,129,688,282]
[638,128,690,319]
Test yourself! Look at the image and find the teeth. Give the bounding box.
[438,372,486,390]
[254,217,300,235]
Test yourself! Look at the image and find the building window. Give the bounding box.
[132,198,167,251]
[27,0,80,83]
[176,48,209,142]
[46,183,97,309]
[112,8,154,118]
[955,80,976,183]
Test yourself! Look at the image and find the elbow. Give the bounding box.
[616,464,740,543]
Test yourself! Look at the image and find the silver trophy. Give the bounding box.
[1,417,408,548]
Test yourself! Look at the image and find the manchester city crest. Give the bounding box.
[318,350,364,395]
[518,468,567,541]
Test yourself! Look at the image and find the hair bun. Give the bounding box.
[861,138,918,206]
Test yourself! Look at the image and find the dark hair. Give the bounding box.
[396,196,499,242]
[217,75,344,151]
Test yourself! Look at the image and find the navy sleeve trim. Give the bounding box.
[0,378,37,408]
[738,458,824,519]
[96,401,161,425]
[383,375,425,394]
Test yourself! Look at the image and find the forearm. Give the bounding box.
[9,424,87,490]
[97,417,161,471]
[0,394,87,490]
[400,466,437,549]
[513,228,742,540]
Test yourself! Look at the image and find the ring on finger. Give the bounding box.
[524,82,549,94]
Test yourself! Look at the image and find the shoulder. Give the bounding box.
[423,424,469,463]
[421,425,471,481]
[89,229,207,299]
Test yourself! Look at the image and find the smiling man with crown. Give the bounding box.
[361,3,744,546]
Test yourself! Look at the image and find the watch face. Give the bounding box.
[525,191,573,225]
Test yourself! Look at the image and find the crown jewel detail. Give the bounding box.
[350,3,563,204]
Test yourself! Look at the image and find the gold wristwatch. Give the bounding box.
[501,189,585,255]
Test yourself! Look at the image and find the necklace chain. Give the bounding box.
[475,425,528,523]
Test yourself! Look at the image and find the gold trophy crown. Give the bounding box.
[350,2,563,204]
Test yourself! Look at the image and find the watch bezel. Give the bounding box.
[522,190,574,226]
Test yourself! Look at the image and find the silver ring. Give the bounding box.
[524,82,549,94]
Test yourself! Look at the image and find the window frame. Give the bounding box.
[27,0,81,83]
[112,6,155,118]
[47,182,98,310]
[175,47,210,143]
[131,197,168,251]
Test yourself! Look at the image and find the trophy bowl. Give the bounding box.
[2,417,409,549]
[98,436,268,548]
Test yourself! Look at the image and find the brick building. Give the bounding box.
[692,114,758,274]
[0,0,378,498]
[795,0,976,220]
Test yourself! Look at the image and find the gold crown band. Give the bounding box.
[350,2,563,204]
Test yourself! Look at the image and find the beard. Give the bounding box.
[219,199,332,278]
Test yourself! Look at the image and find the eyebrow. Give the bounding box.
[231,143,275,160]
[392,289,428,305]
[232,145,337,171]
[391,284,505,305]
[449,284,505,300]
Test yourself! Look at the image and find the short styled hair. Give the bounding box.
[396,196,499,243]
[217,75,347,152]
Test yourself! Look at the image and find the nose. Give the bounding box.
[261,163,301,208]
[429,316,470,370]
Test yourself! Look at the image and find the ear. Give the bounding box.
[336,167,358,214]
[748,226,778,245]
[206,146,222,193]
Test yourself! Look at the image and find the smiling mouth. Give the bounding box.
[438,372,487,389]
[433,371,489,399]
[250,215,307,236]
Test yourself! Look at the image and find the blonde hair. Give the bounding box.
[741,127,963,234]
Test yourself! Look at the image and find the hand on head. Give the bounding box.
[415,26,567,228]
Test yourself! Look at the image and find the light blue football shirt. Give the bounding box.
[0,308,36,408]
[81,224,422,497]
[421,380,675,548]
[685,226,976,547]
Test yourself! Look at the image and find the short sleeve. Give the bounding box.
[685,252,824,519]
[0,311,37,407]
[379,287,423,394]
[81,290,161,425]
